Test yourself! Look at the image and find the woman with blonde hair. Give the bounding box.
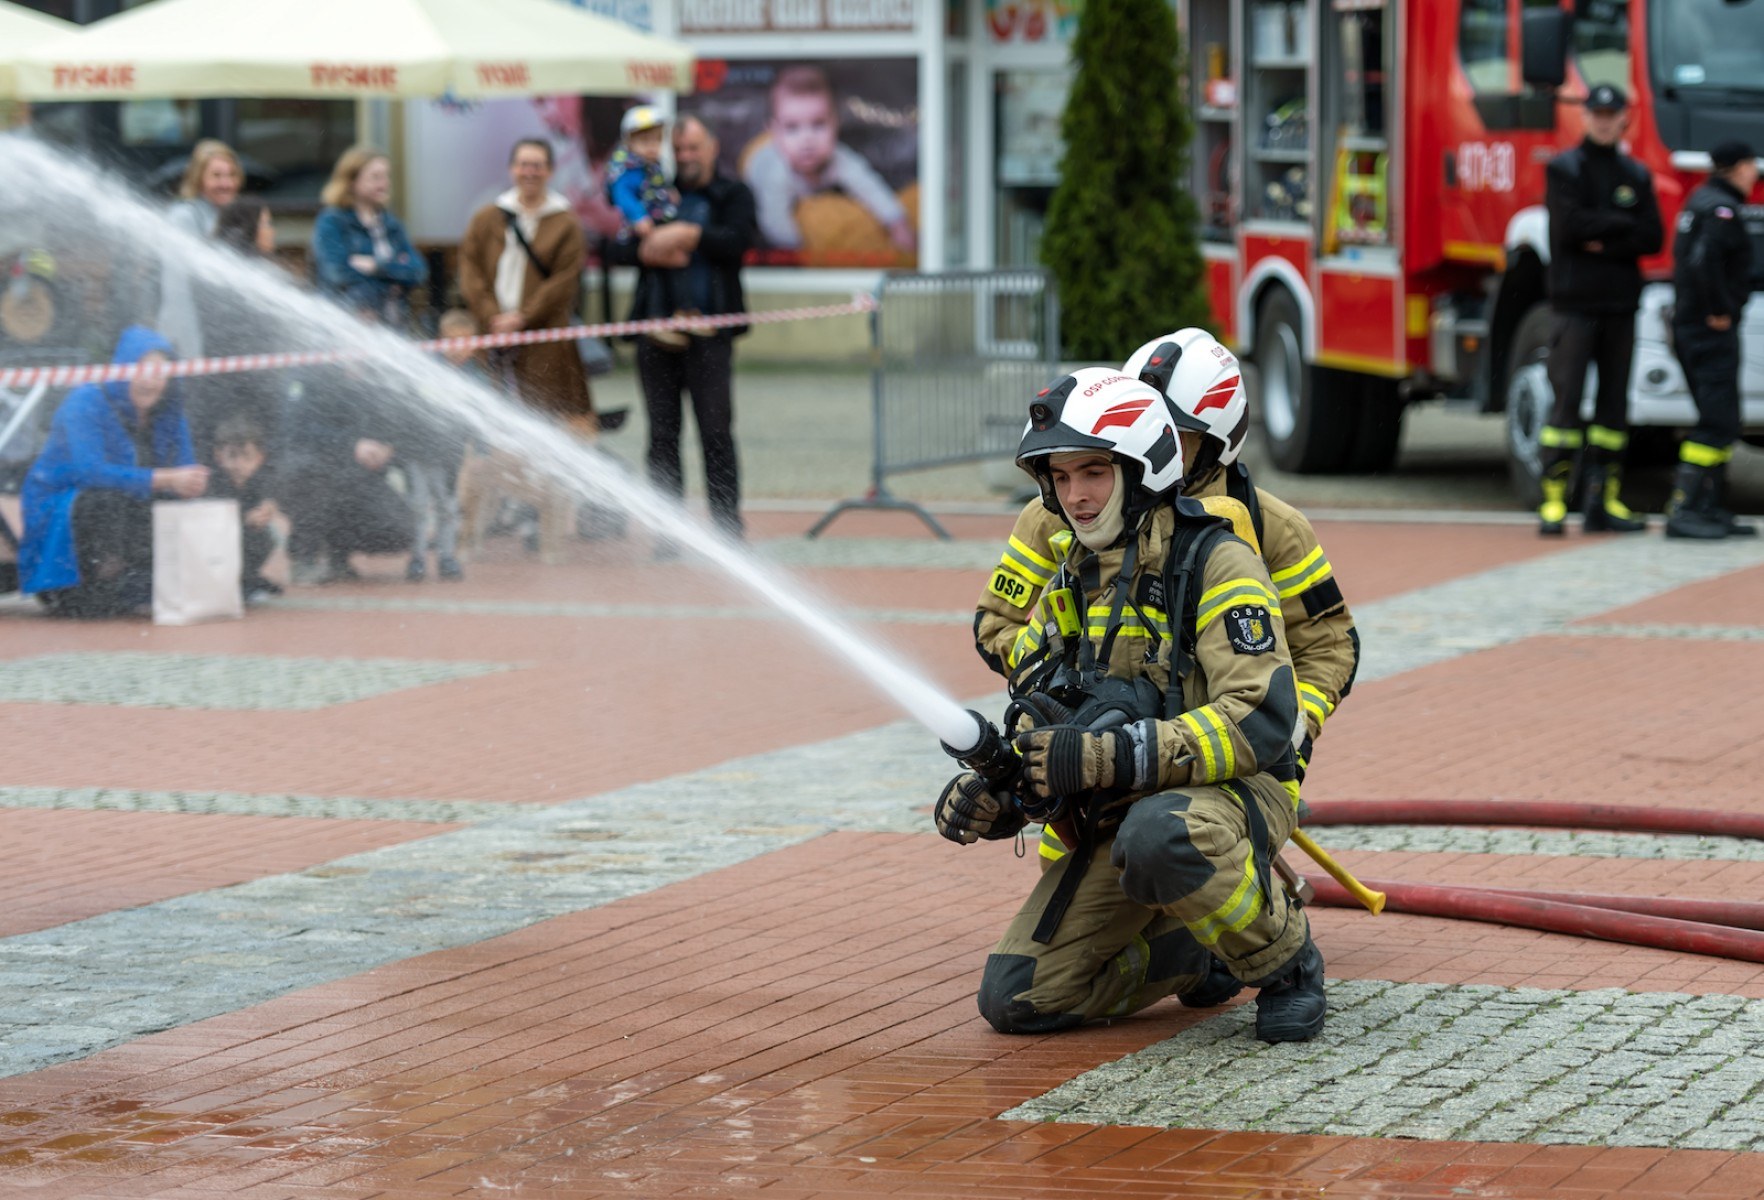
[156,138,240,359]
[312,145,427,327]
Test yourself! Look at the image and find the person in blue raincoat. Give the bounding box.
[20,326,211,617]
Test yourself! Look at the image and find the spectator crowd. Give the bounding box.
[10,115,759,618]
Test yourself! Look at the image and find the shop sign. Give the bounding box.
[984,0,1080,44]
[680,0,915,33]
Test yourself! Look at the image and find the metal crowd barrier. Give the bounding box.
[808,269,1061,540]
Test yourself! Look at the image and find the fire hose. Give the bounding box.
[1296,799,1764,964]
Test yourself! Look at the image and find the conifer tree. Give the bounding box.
[1041,0,1211,360]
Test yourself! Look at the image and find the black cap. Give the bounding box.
[1585,84,1628,112]
[1711,141,1757,170]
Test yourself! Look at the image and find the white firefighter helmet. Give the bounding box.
[1015,367,1187,534]
[1122,328,1248,471]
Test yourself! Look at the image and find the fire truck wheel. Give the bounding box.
[1503,302,1554,507]
[1253,288,1357,473]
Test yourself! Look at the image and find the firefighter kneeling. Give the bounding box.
[935,369,1326,1044]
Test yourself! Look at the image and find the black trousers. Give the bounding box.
[50,490,153,617]
[1673,322,1743,453]
[1546,310,1635,463]
[637,336,742,536]
[280,462,414,563]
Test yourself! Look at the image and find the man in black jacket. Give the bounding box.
[1667,141,1761,540]
[608,114,758,542]
[1538,85,1663,536]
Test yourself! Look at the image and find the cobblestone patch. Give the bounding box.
[269,595,967,626]
[1003,981,1764,1149]
[1313,824,1764,861]
[1566,622,1764,643]
[0,652,514,710]
[0,786,511,824]
[0,713,951,1079]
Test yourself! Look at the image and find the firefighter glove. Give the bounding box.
[1014,720,1156,806]
[934,772,1024,845]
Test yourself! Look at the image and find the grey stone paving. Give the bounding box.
[1311,823,1764,861]
[0,715,947,1079]
[1566,622,1764,643]
[0,786,512,825]
[1002,981,1764,1150]
[0,652,513,710]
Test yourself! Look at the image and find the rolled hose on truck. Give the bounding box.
[1299,799,1764,964]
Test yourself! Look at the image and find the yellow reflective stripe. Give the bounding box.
[1587,424,1628,452]
[1189,852,1263,947]
[1539,425,1584,449]
[1039,826,1067,861]
[1000,539,1054,587]
[1275,554,1333,600]
[1282,779,1302,811]
[1681,440,1732,467]
[1197,705,1235,780]
[1083,602,1170,641]
[1007,623,1036,670]
[1178,712,1219,781]
[1195,579,1281,633]
[1270,545,1324,586]
[1297,681,1334,727]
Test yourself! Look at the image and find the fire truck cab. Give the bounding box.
[1183,0,1764,495]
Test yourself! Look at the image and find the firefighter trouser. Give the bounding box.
[1543,310,1636,469]
[1673,322,1742,463]
[977,775,1309,1035]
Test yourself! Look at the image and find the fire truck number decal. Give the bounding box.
[1457,141,1517,193]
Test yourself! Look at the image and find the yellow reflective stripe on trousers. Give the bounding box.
[1195,577,1281,633]
[1039,825,1067,861]
[1271,546,1333,600]
[1178,706,1234,783]
[1587,424,1628,452]
[1539,425,1584,449]
[1000,537,1055,587]
[1188,848,1263,947]
[1681,440,1732,467]
[1297,681,1334,728]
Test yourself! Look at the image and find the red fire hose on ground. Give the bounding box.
[1293,800,1764,964]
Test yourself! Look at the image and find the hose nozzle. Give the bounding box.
[941,709,1022,798]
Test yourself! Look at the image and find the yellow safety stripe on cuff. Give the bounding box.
[1681,440,1732,467]
[1178,706,1234,783]
[1282,778,1302,811]
[1195,578,1281,634]
[1039,825,1067,861]
[1539,425,1584,449]
[1006,622,1037,670]
[1188,850,1263,947]
[1587,424,1628,452]
[1297,681,1334,728]
[1002,536,1056,586]
[1271,546,1334,600]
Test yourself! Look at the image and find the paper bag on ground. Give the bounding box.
[152,498,242,625]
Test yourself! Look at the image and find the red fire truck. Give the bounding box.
[1183,0,1764,494]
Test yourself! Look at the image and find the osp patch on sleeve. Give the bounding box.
[988,567,1035,608]
[1225,605,1277,655]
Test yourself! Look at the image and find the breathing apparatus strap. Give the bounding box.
[1159,512,1229,720]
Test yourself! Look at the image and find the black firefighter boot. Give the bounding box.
[1251,935,1327,1043]
[1580,454,1646,533]
[1177,956,1244,1009]
[1709,460,1758,537]
[1665,462,1731,540]
[1536,458,1573,537]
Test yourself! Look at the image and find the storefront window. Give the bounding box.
[994,68,1065,267]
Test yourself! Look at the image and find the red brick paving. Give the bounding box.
[0,808,457,937]
[1,519,1760,1197]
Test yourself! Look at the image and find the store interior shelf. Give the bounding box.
[1252,147,1310,162]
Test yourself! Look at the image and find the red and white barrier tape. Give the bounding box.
[0,296,879,389]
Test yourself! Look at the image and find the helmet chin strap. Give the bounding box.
[1071,465,1126,550]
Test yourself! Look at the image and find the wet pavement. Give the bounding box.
[3,438,1764,1194]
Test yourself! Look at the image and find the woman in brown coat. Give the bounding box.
[457,137,594,427]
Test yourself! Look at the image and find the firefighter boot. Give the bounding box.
[1252,935,1327,1043]
[1710,462,1758,537]
[1536,461,1572,537]
[1665,463,1731,540]
[1580,461,1646,533]
[1177,955,1244,1009]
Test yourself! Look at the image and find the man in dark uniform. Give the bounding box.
[1666,141,1761,540]
[1538,84,1664,536]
